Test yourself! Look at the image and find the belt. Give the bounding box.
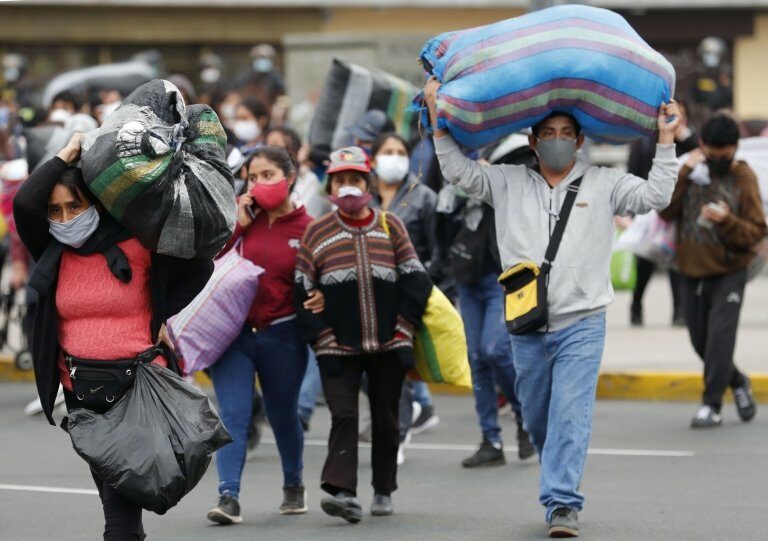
[249,314,297,334]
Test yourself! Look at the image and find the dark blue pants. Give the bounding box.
[209,320,308,497]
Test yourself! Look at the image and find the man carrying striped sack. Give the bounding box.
[424,77,680,538]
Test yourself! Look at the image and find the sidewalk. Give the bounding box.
[600,272,768,402]
[2,273,766,402]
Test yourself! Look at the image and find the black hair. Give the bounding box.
[532,111,582,137]
[51,91,80,111]
[371,132,412,158]
[326,170,372,194]
[241,96,269,121]
[700,112,740,148]
[55,167,94,205]
[246,145,296,178]
[265,126,302,171]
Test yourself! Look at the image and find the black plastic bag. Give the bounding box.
[66,362,232,515]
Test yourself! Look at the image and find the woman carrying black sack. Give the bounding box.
[295,146,431,523]
[13,133,214,541]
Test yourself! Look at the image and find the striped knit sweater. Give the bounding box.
[295,208,432,358]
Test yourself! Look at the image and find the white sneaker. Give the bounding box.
[24,386,64,416]
[691,404,722,428]
[410,401,422,425]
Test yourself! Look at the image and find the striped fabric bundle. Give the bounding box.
[417,5,676,148]
[308,58,419,164]
[81,79,236,260]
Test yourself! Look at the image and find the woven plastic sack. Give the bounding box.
[610,233,637,291]
[168,241,264,374]
[81,79,236,259]
[308,58,419,164]
[66,362,232,515]
[411,286,471,389]
[415,4,676,148]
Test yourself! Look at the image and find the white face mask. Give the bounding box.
[201,67,221,85]
[98,101,121,122]
[338,186,364,198]
[49,108,72,124]
[375,155,410,185]
[233,120,260,143]
[48,205,100,248]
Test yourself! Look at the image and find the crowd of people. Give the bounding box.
[0,37,764,541]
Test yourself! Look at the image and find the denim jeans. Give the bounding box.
[298,347,321,421]
[410,381,432,409]
[457,272,521,445]
[509,312,606,521]
[209,320,308,497]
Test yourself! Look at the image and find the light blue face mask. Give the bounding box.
[48,205,100,248]
[253,57,273,73]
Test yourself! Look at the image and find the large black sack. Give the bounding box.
[81,79,236,260]
[66,362,232,515]
[308,58,420,165]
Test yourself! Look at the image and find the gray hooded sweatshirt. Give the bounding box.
[434,135,679,331]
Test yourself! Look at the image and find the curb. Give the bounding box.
[2,359,766,403]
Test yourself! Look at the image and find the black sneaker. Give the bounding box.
[207,495,242,525]
[733,377,757,422]
[462,438,505,468]
[280,485,308,515]
[690,404,723,428]
[517,422,535,461]
[320,491,363,524]
[548,507,579,538]
[370,493,394,516]
[411,404,440,434]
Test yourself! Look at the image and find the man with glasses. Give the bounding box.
[423,77,680,538]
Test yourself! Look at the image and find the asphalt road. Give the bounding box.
[1,383,766,541]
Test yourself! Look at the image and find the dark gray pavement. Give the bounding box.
[1,382,766,541]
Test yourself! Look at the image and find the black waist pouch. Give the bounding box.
[65,346,163,412]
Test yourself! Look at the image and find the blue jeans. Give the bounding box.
[510,312,606,521]
[410,381,432,409]
[209,320,308,497]
[457,273,521,446]
[298,347,321,421]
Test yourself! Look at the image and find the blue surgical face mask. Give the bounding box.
[253,57,273,73]
[48,205,100,248]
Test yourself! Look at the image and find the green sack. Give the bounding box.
[611,245,637,291]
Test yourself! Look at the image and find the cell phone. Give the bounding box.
[706,201,726,215]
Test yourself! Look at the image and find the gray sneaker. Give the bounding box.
[280,485,307,515]
[207,495,243,525]
[733,377,757,422]
[548,507,579,538]
[320,491,363,524]
[370,493,394,516]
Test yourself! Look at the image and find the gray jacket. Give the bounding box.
[434,135,678,331]
[373,173,438,268]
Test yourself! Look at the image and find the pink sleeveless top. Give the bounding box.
[56,238,164,391]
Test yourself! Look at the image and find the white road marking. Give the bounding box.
[0,483,98,496]
[264,437,695,458]
[0,440,694,497]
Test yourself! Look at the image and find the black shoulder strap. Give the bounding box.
[541,176,583,274]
